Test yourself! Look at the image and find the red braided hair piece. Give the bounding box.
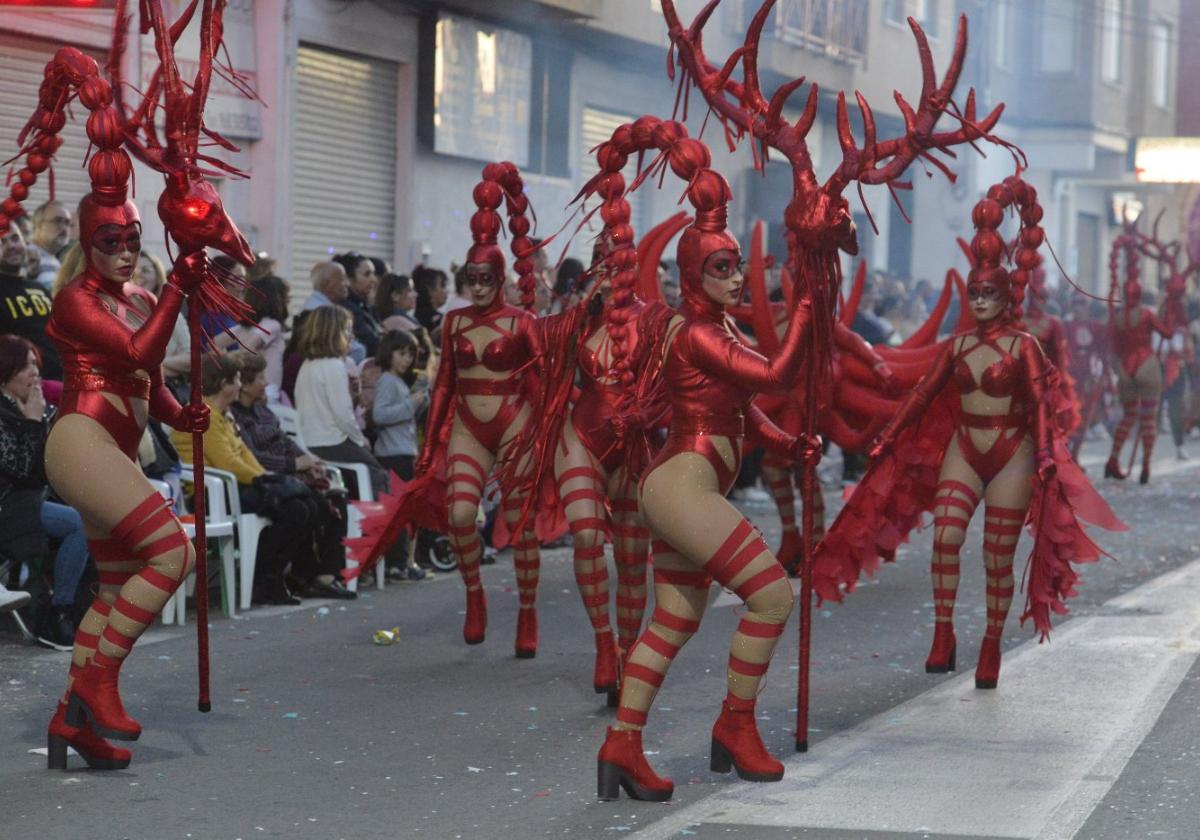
[467,161,538,312]
[966,173,1046,323]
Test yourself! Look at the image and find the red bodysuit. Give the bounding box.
[644,296,811,493]
[430,301,539,453]
[1111,307,1170,378]
[572,301,648,473]
[47,269,186,459]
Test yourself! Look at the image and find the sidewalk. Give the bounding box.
[634,556,1200,840]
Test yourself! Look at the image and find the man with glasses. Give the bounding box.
[29,201,73,290]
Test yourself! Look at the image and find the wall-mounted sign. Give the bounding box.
[1133,137,1200,183]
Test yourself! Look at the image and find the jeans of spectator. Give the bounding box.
[307,438,389,497]
[378,454,415,568]
[1164,375,1186,448]
[42,501,87,608]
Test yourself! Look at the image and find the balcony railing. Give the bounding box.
[743,0,869,63]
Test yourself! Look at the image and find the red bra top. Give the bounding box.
[952,333,1022,400]
[449,305,534,374]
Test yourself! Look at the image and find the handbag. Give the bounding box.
[241,473,311,516]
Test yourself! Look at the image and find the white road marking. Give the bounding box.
[634,557,1200,840]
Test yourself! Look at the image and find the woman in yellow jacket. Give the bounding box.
[173,354,320,605]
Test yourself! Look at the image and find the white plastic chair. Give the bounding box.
[155,473,237,625]
[182,467,269,612]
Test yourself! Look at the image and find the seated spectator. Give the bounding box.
[0,225,62,379]
[172,356,324,606]
[50,241,84,299]
[29,200,72,290]
[203,254,249,351]
[335,251,385,359]
[373,330,429,581]
[439,263,472,315]
[294,305,388,496]
[412,265,447,337]
[302,260,365,362]
[0,336,88,647]
[375,272,422,333]
[229,353,355,599]
[233,275,290,404]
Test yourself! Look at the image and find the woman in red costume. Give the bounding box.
[416,162,544,658]
[815,174,1124,690]
[1105,229,1172,483]
[1021,263,1081,439]
[591,124,817,802]
[0,51,220,769]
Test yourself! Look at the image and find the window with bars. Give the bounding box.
[769,0,869,61]
[1100,0,1122,84]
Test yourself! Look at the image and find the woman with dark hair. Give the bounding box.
[335,251,384,358]
[233,275,291,403]
[374,273,421,333]
[412,265,448,335]
[0,335,90,647]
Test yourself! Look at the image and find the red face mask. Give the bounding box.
[464,267,499,289]
[90,223,142,256]
[967,281,1004,303]
[702,251,745,280]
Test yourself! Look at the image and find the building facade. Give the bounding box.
[1,0,1183,303]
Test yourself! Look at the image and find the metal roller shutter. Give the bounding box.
[291,44,398,306]
[0,35,97,226]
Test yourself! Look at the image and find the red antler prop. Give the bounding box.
[661,0,1010,751]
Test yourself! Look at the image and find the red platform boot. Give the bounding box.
[1104,457,1125,480]
[776,530,802,577]
[515,606,538,659]
[593,629,618,695]
[597,726,673,801]
[66,657,141,741]
[463,588,487,645]
[48,701,132,770]
[975,635,1002,689]
[925,622,957,673]
[710,699,784,782]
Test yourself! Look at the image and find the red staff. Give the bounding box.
[661,0,1008,750]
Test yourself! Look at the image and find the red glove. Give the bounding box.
[791,433,823,466]
[174,401,210,434]
[168,251,209,294]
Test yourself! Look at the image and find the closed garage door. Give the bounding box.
[291,44,398,305]
[0,35,96,227]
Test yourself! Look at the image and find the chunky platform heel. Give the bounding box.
[48,702,132,770]
[975,635,1002,689]
[710,701,784,782]
[924,623,957,673]
[515,607,537,659]
[67,661,141,741]
[596,727,673,802]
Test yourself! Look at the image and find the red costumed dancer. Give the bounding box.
[815,174,1125,689]
[1105,224,1173,483]
[0,0,253,770]
[577,118,817,802]
[415,162,546,658]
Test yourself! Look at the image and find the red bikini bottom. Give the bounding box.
[955,411,1029,484]
[642,413,745,495]
[455,377,523,453]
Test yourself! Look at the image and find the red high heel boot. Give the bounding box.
[925,622,957,673]
[48,701,132,770]
[463,588,487,645]
[597,726,673,801]
[593,629,618,695]
[515,606,538,659]
[66,658,141,741]
[1104,457,1125,480]
[710,700,784,782]
[776,530,802,577]
[1139,460,1151,485]
[975,635,1002,689]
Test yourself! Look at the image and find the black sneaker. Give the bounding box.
[404,566,427,581]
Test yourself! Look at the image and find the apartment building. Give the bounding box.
[5,1,1179,300]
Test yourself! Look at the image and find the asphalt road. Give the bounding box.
[1,439,1198,840]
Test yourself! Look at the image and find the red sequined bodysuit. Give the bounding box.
[1111,307,1170,378]
[644,296,811,493]
[430,301,538,453]
[47,269,186,459]
[573,301,647,473]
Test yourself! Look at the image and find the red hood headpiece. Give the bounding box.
[675,163,738,321]
[966,174,1046,322]
[465,161,537,313]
